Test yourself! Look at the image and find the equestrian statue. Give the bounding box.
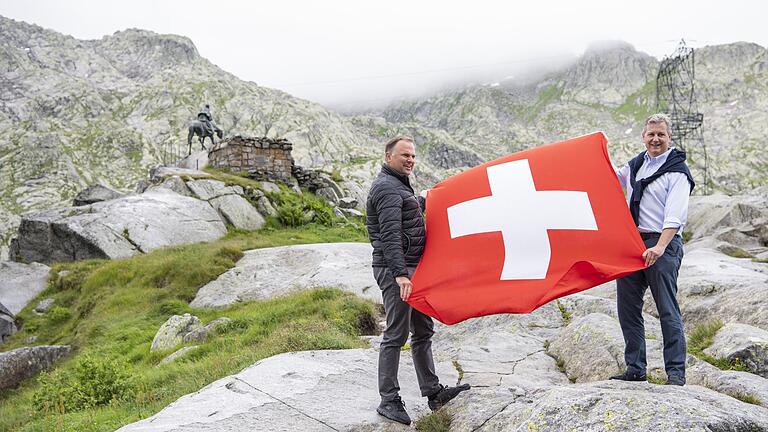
[187,104,223,155]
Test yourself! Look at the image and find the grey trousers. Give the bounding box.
[617,235,686,379]
[374,266,441,401]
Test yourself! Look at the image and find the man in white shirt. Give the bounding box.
[611,113,695,386]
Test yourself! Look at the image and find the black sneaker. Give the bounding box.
[665,376,685,386]
[377,396,411,425]
[609,371,647,382]
[427,383,471,411]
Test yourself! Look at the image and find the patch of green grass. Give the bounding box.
[731,392,763,406]
[556,300,572,325]
[452,360,465,382]
[687,319,749,372]
[415,409,452,432]
[647,375,666,385]
[751,257,768,263]
[0,224,374,432]
[688,319,723,354]
[612,80,656,123]
[722,247,754,259]
[681,231,693,244]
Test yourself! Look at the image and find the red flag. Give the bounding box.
[409,132,646,324]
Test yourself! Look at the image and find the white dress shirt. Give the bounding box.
[616,148,690,235]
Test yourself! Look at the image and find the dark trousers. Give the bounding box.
[375,266,441,401]
[617,235,686,378]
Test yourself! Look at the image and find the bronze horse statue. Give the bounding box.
[187,120,223,155]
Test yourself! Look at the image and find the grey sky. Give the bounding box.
[1,0,766,110]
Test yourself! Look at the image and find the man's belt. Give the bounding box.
[640,232,661,240]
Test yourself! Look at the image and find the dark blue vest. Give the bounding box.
[628,148,695,227]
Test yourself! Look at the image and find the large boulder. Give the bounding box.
[0,302,16,344]
[547,313,625,382]
[190,243,377,308]
[431,303,569,390]
[547,313,666,383]
[449,381,768,431]
[187,179,265,230]
[704,323,768,378]
[145,176,193,197]
[150,314,203,352]
[12,189,227,264]
[182,317,232,344]
[0,345,71,389]
[687,355,768,409]
[675,245,768,329]
[117,349,458,432]
[0,261,50,315]
[72,184,125,206]
[687,190,768,255]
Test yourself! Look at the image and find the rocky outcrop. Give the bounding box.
[0,345,71,389]
[704,323,768,378]
[0,302,16,344]
[186,179,265,230]
[117,349,458,432]
[72,184,125,206]
[158,346,200,366]
[182,317,232,344]
[12,189,227,264]
[687,356,768,409]
[150,314,203,352]
[687,190,768,259]
[674,244,768,329]
[0,261,50,315]
[449,381,768,431]
[190,243,378,308]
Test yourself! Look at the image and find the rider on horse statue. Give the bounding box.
[187,103,224,155]
[198,104,216,136]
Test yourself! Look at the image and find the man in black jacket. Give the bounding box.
[366,136,469,425]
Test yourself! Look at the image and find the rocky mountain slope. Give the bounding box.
[369,41,768,194]
[2,16,767,260]
[0,16,382,258]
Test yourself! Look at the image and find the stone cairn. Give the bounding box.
[208,136,360,213]
[208,136,294,183]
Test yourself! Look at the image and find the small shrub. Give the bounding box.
[732,392,763,405]
[556,300,572,324]
[33,354,134,413]
[415,409,452,432]
[277,201,305,227]
[156,300,190,317]
[681,231,693,243]
[46,306,72,323]
[452,360,465,381]
[688,319,723,354]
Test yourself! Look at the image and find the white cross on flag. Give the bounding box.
[410,132,646,324]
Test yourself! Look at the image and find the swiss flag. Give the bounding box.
[409,132,646,324]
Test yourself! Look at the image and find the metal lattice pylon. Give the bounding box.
[655,39,709,193]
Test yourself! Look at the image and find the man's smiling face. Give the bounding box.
[643,122,671,158]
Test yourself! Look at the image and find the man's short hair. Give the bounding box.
[384,135,414,154]
[642,113,672,136]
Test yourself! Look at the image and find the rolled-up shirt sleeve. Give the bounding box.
[663,172,690,230]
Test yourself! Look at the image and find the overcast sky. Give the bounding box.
[1,0,766,110]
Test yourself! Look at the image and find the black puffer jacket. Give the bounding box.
[366,164,427,277]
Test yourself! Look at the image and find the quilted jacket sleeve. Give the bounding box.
[372,191,408,278]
